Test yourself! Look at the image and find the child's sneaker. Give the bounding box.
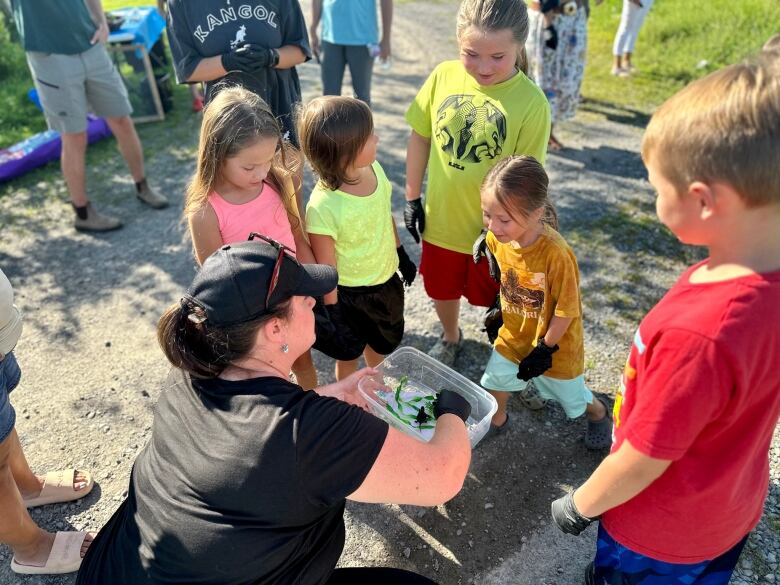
[516,380,546,410]
[74,203,122,232]
[585,396,613,450]
[428,328,462,367]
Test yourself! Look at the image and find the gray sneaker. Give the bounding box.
[516,380,547,410]
[136,181,169,209]
[428,328,462,367]
[74,203,123,232]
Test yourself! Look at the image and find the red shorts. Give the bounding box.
[419,240,499,307]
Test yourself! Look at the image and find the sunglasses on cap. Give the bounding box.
[247,233,296,306]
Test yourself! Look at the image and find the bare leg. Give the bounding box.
[488,390,510,427]
[363,346,384,368]
[336,358,360,381]
[548,124,564,151]
[292,350,318,390]
[622,52,633,71]
[105,116,144,183]
[433,299,461,343]
[60,132,89,207]
[0,430,92,566]
[585,397,607,421]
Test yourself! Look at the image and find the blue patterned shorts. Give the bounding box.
[0,351,21,443]
[593,523,747,585]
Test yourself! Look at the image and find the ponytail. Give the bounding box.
[157,297,292,379]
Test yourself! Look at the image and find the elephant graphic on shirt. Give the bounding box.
[434,94,507,164]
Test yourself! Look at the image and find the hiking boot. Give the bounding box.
[429,328,462,367]
[74,203,122,232]
[516,380,546,410]
[136,180,169,209]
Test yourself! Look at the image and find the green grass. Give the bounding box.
[584,0,780,113]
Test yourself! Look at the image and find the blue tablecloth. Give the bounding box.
[108,6,166,52]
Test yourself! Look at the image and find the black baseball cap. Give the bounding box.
[185,240,337,326]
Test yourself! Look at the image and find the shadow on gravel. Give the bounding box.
[579,97,651,129]
[550,144,647,181]
[348,400,610,582]
[0,207,192,343]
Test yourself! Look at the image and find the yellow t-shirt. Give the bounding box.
[405,60,551,254]
[488,226,584,380]
[305,161,399,287]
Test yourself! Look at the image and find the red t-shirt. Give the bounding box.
[602,261,780,564]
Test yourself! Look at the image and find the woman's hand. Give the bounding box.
[315,368,377,411]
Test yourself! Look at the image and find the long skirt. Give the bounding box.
[526,7,588,124]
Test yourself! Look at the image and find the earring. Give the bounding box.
[281,343,289,353]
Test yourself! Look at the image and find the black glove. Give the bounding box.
[222,43,274,74]
[551,491,594,536]
[472,228,500,282]
[544,24,559,51]
[433,389,472,422]
[396,246,417,287]
[517,338,559,381]
[483,294,503,345]
[312,302,365,361]
[404,198,425,244]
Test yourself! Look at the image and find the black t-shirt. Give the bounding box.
[76,370,388,585]
[165,0,311,139]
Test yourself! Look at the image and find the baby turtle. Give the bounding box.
[414,406,431,426]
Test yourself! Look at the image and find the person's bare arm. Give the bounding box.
[308,233,338,304]
[84,0,108,44]
[379,0,393,60]
[573,440,672,518]
[405,130,430,201]
[543,315,573,347]
[349,415,471,505]
[309,0,322,56]
[187,56,229,82]
[188,206,224,265]
[276,45,306,69]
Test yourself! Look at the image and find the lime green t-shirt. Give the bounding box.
[306,161,399,287]
[405,60,551,254]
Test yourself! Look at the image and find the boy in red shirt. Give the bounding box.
[551,51,780,583]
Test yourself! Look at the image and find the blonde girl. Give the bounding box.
[185,85,318,389]
[404,0,551,368]
[299,96,417,381]
[477,155,611,449]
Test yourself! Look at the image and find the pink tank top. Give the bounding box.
[208,182,296,253]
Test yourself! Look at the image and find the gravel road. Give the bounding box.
[0,1,777,583]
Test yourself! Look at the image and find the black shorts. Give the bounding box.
[338,274,404,356]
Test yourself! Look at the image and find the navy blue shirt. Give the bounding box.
[166,0,311,139]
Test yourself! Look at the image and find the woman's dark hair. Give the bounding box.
[296,96,374,191]
[482,155,559,230]
[157,298,292,379]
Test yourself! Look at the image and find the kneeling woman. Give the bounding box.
[75,239,472,584]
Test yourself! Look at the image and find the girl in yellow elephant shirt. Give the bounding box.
[404,0,551,368]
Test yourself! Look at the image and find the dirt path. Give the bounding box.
[0,1,776,584]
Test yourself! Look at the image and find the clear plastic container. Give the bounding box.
[358,346,498,448]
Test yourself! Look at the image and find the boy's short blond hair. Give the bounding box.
[642,51,780,207]
[764,33,780,53]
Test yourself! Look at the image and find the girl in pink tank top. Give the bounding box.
[184,87,318,388]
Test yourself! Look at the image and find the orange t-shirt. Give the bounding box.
[488,225,584,379]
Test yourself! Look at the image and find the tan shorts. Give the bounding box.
[26,43,132,134]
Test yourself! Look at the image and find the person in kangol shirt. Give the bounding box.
[76,239,473,585]
[165,0,310,145]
